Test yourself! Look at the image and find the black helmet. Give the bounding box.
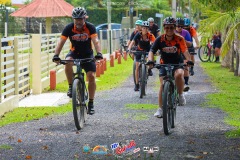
[72,7,87,19]
[141,21,149,27]
[176,18,184,26]
[163,17,176,26]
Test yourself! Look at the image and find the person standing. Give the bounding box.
[212,31,222,62]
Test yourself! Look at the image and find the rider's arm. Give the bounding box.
[191,27,200,48]
[148,36,161,61]
[185,31,193,47]
[92,36,101,53]
[55,37,67,55]
[179,38,191,61]
[128,41,135,51]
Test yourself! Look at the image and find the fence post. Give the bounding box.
[100,59,104,75]
[96,62,100,77]
[123,51,127,61]
[103,58,107,71]
[110,54,114,67]
[118,53,121,64]
[32,34,42,94]
[50,70,56,90]
[13,37,19,95]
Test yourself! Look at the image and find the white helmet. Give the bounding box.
[147,17,154,22]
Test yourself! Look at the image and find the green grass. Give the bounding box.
[0,58,133,127]
[200,62,240,138]
[0,144,12,150]
[124,104,159,121]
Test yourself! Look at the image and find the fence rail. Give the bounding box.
[0,28,132,116]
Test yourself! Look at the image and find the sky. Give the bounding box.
[11,0,25,4]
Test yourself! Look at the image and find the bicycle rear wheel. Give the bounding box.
[162,81,173,135]
[72,79,85,130]
[198,45,210,62]
[139,64,145,98]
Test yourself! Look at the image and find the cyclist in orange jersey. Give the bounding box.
[52,7,103,115]
[183,18,200,76]
[147,17,193,118]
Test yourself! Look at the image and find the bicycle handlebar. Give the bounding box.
[150,63,186,69]
[130,50,149,56]
[58,58,95,65]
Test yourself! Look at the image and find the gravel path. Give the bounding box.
[0,59,240,160]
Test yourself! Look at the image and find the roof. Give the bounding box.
[10,0,74,18]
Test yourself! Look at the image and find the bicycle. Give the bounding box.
[131,50,149,98]
[153,63,185,135]
[198,40,215,62]
[59,58,94,130]
[115,34,128,57]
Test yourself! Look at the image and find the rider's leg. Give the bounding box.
[183,61,190,92]
[87,71,96,101]
[154,76,164,118]
[214,47,221,62]
[65,56,74,97]
[175,68,186,106]
[134,61,140,91]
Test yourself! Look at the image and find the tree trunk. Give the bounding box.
[230,42,235,72]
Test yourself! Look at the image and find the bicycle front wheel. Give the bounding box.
[209,48,216,62]
[72,79,85,130]
[139,64,146,98]
[198,45,210,62]
[162,81,173,135]
[133,59,136,85]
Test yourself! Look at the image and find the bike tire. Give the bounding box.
[139,64,144,98]
[171,86,177,128]
[162,81,173,135]
[209,48,216,62]
[133,60,136,85]
[198,45,210,62]
[72,79,85,130]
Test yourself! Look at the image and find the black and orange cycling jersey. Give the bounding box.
[150,34,187,64]
[61,22,97,57]
[133,32,155,52]
[185,26,197,38]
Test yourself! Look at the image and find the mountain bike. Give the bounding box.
[153,63,185,135]
[198,40,215,62]
[131,50,149,98]
[59,58,94,130]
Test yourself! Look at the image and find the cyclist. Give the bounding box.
[127,20,142,47]
[127,21,156,91]
[52,7,103,115]
[175,18,193,91]
[183,18,200,75]
[148,17,161,38]
[212,31,222,62]
[147,17,193,118]
[127,20,143,60]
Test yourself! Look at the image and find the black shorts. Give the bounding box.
[213,41,222,49]
[188,46,195,55]
[159,66,184,77]
[134,51,148,62]
[65,51,96,73]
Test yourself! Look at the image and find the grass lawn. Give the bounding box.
[200,62,240,138]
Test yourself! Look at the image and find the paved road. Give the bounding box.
[0,59,240,160]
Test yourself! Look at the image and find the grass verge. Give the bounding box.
[200,62,240,138]
[0,58,133,127]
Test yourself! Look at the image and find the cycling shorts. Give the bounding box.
[134,51,148,62]
[213,41,222,49]
[65,51,96,73]
[159,66,184,77]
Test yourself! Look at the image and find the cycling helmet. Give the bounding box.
[135,20,143,25]
[176,18,184,26]
[72,7,87,19]
[184,18,191,26]
[147,17,154,22]
[163,17,176,26]
[141,21,149,27]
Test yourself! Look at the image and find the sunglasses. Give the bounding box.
[164,26,175,30]
[176,26,183,28]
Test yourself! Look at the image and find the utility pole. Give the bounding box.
[172,0,176,18]
[129,0,134,28]
[107,0,112,54]
[189,0,191,20]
